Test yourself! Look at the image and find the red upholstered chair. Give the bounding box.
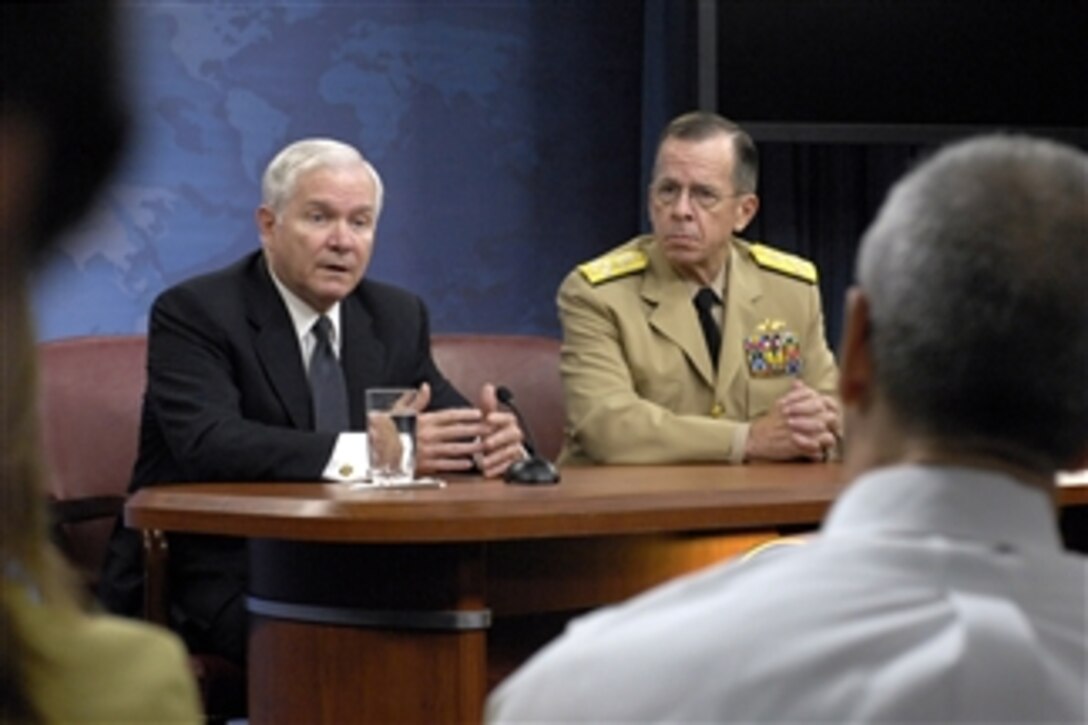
[37,335,245,723]
[431,334,565,461]
[38,335,146,593]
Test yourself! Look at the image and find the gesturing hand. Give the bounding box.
[409,383,525,477]
[414,381,485,475]
[475,383,526,478]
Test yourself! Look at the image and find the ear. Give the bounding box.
[839,286,875,408]
[734,193,760,233]
[255,205,276,246]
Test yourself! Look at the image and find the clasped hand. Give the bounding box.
[746,380,842,462]
[409,382,525,478]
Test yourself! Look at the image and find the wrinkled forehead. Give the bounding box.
[652,136,736,185]
[287,162,380,212]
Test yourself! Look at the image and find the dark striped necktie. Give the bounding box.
[309,315,350,431]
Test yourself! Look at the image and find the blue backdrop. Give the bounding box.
[32,1,644,340]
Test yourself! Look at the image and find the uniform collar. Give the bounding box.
[686,263,727,303]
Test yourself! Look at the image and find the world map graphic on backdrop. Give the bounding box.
[33,2,643,340]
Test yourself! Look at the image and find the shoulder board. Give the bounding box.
[577,248,649,286]
[749,243,818,284]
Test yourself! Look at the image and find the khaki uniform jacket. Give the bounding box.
[558,235,838,464]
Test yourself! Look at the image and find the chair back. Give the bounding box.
[432,334,565,461]
[37,335,147,588]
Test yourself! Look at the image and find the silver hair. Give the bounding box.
[856,134,1088,470]
[261,138,384,215]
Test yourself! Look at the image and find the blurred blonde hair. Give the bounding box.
[1,268,79,724]
[0,274,76,606]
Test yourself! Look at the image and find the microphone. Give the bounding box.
[496,385,560,485]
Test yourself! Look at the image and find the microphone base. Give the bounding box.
[503,457,561,485]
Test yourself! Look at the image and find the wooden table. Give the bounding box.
[125,464,1088,723]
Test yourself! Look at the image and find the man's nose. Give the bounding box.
[327,221,353,249]
[671,189,695,218]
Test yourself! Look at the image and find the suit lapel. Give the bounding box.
[246,256,312,429]
[642,246,717,387]
[341,289,387,430]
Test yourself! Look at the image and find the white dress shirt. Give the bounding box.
[487,464,1088,723]
[268,270,368,481]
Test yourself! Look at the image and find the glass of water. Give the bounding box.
[365,387,419,485]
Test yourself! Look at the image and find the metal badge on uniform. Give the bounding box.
[744,319,803,377]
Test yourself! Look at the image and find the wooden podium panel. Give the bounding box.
[249,611,487,722]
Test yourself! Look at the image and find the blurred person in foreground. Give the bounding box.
[557,111,840,465]
[488,134,1088,723]
[100,137,526,665]
[0,3,201,722]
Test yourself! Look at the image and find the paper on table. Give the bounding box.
[347,477,446,491]
[1056,469,1088,487]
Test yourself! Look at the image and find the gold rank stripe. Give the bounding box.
[749,243,818,284]
[578,248,649,285]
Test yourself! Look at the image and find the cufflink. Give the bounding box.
[339,464,354,477]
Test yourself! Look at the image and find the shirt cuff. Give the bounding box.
[729,423,751,465]
[322,432,369,481]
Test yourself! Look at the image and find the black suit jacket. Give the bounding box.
[100,252,468,626]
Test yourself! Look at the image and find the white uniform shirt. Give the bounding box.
[487,464,1088,723]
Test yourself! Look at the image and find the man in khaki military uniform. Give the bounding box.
[558,112,840,464]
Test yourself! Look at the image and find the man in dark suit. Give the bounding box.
[101,138,525,664]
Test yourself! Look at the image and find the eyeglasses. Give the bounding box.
[651,180,743,211]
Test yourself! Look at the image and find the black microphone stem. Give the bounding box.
[496,385,560,485]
